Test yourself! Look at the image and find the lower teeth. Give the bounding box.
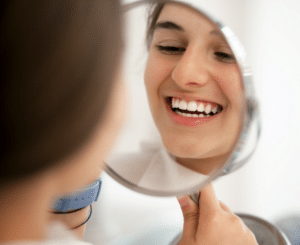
[175,110,215,118]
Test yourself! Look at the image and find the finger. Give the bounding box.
[198,183,220,216]
[177,195,199,240]
[219,200,233,213]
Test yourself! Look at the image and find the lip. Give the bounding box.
[164,97,223,127]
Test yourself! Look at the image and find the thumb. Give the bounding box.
[177,194,199,241]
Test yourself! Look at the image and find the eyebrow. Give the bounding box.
[210,30,227,42]
[154,21,228,43]
[154,21,184,32]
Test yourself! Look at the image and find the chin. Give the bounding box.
[162,138,206,159]
[162,135,232,160]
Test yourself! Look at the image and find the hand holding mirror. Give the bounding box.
[105,1,289,244]
[48,1,287,243]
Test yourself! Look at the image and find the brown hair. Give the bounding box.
[146,3,165,50]
[0,0,122,185]
[145,2,222,50]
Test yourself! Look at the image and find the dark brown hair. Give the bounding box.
[0,0,122,185]
[146,3,165,50]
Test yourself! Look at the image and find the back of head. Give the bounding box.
[0,0,122,185]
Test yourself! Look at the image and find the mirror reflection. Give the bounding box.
[105,1,246,195]
[145,3,244,174]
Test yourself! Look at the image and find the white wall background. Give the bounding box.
[85,0,300,244]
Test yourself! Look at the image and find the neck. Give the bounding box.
[176,151,232,175]
[0,174,55,243]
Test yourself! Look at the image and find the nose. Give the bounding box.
[172,46,212,89]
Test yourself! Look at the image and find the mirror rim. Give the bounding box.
[104,0,260,197]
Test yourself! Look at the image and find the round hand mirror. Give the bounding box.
[104,0,260,197]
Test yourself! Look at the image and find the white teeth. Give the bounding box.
[197,103,205,112]
[187,101,197,112]
[172,98,180,108]
[171,97,221,118]
[179,100,187,110]
[205,104,212,114]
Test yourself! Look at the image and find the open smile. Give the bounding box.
[165,97,223,126]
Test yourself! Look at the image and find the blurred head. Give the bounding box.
[0,0,125,191]
[144,3,244,173]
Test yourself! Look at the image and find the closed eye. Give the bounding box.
[156,45,185,55]
[214,52,236,63]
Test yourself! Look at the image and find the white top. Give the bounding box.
[108,142,208,193]
[1,222,92,245]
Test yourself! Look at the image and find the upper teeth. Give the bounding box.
[172,98,219,114]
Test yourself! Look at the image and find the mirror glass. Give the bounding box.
[104,0,258,197]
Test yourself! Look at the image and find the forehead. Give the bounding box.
[156,3,219,35]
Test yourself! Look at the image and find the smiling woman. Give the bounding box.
[144,2,245,174]
[103,1,261,244]
[105,0,251,196]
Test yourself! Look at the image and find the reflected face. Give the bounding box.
[144,3,244,172]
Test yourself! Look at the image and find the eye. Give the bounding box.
[156,45,185,55]
[214,52,236,63]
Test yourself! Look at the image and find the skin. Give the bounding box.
[49,205,91,239]
[0,71,127,243]
[178,184,258,245]
[144,3,245,174]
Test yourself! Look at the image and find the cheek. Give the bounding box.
[214,67,243,107]
[144,53,174,94]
